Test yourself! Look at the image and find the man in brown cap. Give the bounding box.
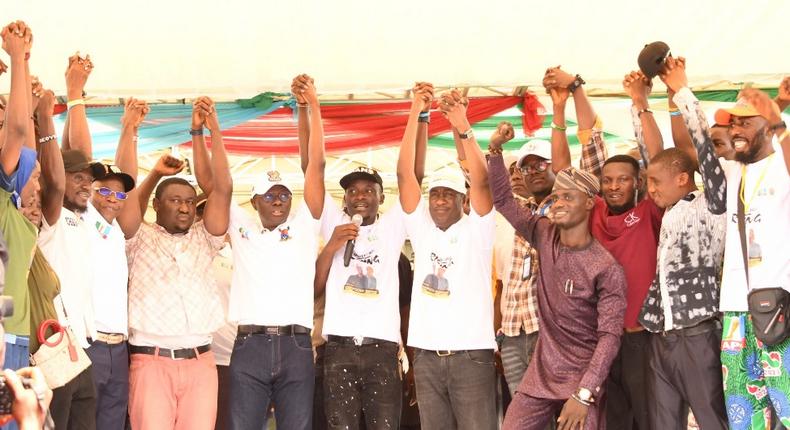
[488,135,627,430]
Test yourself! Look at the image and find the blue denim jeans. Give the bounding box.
[323,340,401,430]
[85,340,129,430]
[228,332,314,430]
[2,335,29,430]
[413,348,497,430]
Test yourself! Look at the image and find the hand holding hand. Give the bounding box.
[121,97,149,130]
[412,82,434,113]
[544,66,576,89]
[34,88,56,119]
[438,90,470,131]
[65,52,93,98]
[1,21,30,58]
[152,154,186,176]
[489,121,515,149]
[622,70,652,106]
[658,56,688,93]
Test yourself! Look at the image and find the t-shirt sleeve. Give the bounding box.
[200,221,227,253]
[468,206,497,252]
[125,222,150,267]
[320,192,344,241]
[382,198,408,246]
[402,198,430,240]
[36,214,59,248]
[294,199,321,236]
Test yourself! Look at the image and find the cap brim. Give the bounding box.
[339,172,381,190]
[103,172,136,192]
[714,106,760,126]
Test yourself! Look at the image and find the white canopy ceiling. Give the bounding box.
[2,0,788,100]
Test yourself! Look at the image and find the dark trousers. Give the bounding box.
[216,364,231,430]
[646,325,727,430]
[323,340,401,430]
[413,348,497,430]
[503,392,604,430]
[85,340,129,430]
[606,330,650,430]
[229,332,315,430]
[50,366,97,430]
[501,331,539,396]
[313,344,327,430]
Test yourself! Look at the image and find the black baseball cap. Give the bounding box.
[638,41,671,79]
[93,163,136,192]
[339,167,383,190]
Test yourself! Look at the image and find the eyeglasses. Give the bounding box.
[94,187,128,200]
[165,198,197,207]
[262,192,292,203]
[520,160,549,174]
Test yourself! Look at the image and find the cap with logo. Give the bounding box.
[252,170,294,197]
[426,168,467,195]
[339,167,383,190]
[517,140,553,167]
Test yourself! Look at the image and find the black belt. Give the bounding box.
[237,324,310,336]
[129,344,211,360]
[660,319,721,338]
[327,335,394,346]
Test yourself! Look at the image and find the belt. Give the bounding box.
[237,324,310,336]
[327,335,394,347]
[420,348,468,357]
[660,319,721,338]
[129,344,211,360]
[91,332,127,345]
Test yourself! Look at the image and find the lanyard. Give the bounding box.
[739,154,775,214]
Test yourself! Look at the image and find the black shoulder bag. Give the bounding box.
[741,175,790,346]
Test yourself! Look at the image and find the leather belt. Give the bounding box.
[129,344,211,360]
[660,319,721,338]
[91,332,127,345]
[327,335,394,347]
[423,349,467,357]
[237,324,310,336]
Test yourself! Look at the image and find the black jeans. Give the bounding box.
[647,325,727,430]
[50,366,97,430]
[606,330,650,430]
[413,348,497,430]
[323,340,401,429]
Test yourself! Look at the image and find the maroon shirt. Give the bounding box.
[489,154,627,399]
[590,197,662,329]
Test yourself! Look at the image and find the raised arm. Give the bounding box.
[414,82,432,185]
[135,154,185,224]
[64,54,93,156]
[661,56,727,214]
[0,21,32,178]
[667,85,696,167]
[487,145,539,244]
[623,70,664,167]
[775,76,790,113]
[199,98,232,236]
[543,69,572,172]
[440,90,492,215]
[190,97,214,196]
[34,88,65,225]
[115,98,148,237]
[398,85,432,214]
[296,75,326,219]
[291,74,311,173]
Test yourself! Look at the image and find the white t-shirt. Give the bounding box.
[84,203,128,335]
[405,200,497,350]
[38,207,97,348]
[212,245,236,366]
[494,212,516,282]
[719,150,790,312]
[228,201,320,328]
[320,195,407,343]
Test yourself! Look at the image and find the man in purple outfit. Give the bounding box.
[486,139,627,430]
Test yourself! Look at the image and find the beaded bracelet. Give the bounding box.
[551,122,567,131]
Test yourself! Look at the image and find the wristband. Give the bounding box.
[418,111,430,119]
[637,108,653,117]
[458,129,474,139]
[189,128,204,136]
[66,98,85,109]
[551,122,567,131]
[668,107,679,113]
[38,134,57,144]
[488,146,503,155]
[670,110,682,117]
[296,103,308,108]
[418,112,430,124]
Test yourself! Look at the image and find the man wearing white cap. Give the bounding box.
[661,58,790,428]
[396,87,498,429]
[218,76,325,430]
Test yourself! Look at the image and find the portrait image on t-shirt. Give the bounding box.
[748,228,763,267]
[343,250,380,297]
[421,252,453,298]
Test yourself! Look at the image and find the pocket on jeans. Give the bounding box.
[291,334,313,351]
[465,349,495,366]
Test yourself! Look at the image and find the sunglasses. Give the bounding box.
[262,192,291,203]
[94,187,128,200]
[520,160,550,174]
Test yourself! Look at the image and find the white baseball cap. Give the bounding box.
[251,170,295,197]
[516,139,552,167]
[426,168,468,195]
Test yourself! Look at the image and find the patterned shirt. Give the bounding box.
[126,221,226,336]
[501,195,540,337]
[638,92,727,332]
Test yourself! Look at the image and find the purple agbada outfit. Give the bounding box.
[489,154,627,429]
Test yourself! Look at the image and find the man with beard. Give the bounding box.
[662,57,790,428]
[546,66,663,430]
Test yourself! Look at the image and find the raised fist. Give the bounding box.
[490,121,515,149]
[152,154,186,176]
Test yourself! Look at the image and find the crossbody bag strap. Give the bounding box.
[737,172,750,290]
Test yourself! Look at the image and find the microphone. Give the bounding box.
[344,214,364,267]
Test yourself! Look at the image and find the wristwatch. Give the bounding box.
[577,388,594,403]
[568,74,586,93]
[458,129,474,139]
